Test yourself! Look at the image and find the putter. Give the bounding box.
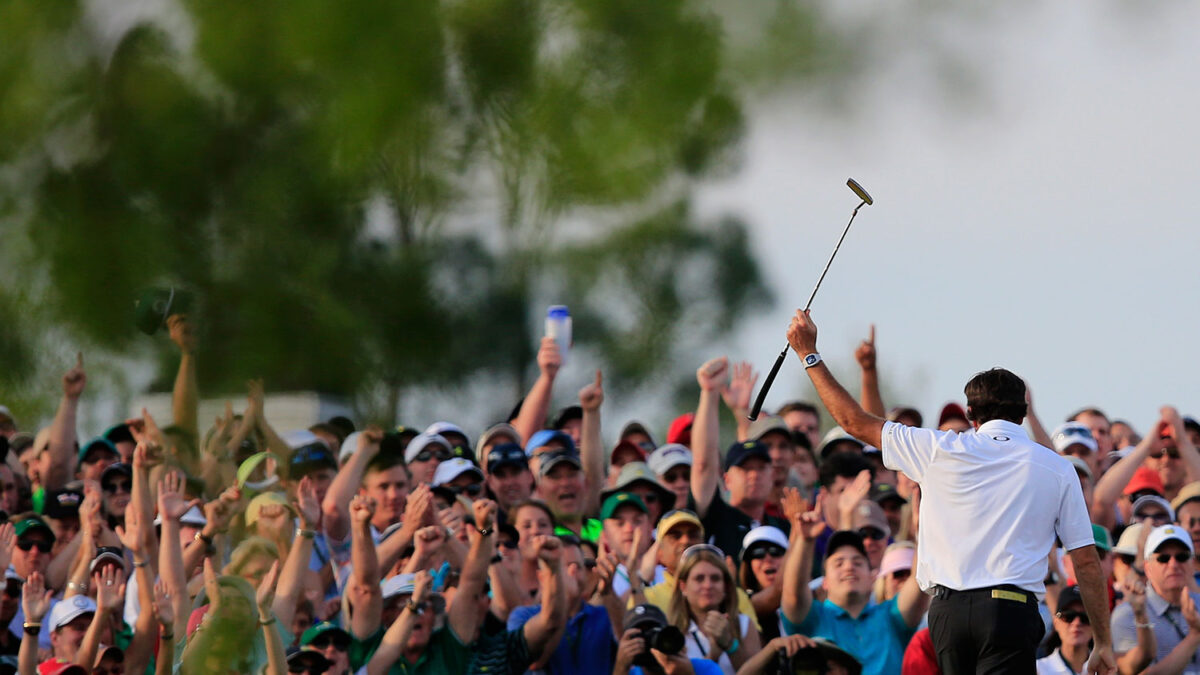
[747,178,874,421]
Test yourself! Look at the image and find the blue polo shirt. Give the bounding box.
[782,596,915,675]
[508,603,614,675]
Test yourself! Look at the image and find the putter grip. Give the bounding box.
[747,346,788,421]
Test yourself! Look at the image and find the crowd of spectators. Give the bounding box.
[0,315,1196,675]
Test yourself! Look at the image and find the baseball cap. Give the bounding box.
[1131,495,1175,521]
[1112,523,1143,556]
[431,458,483,487]
[338,431,363,465]
[624,603,671,631]
[551,406,583,430]
[723,440,770,471]
[1052,422,1098,454]
[648,444,692,476]
[610,439,647,465]
[102,423,134,446]
[879,543,915,577]
[826,530,868,561]
[666,413,694,445]
[89,546,128,576]
[537,447,582,477]
[1092,524,1112,553]
[1056,585,1084,613]
[938,403,969,427]
[100,462,132,485]
[656,509,703,541]
[48,593,97,630]
[600,462,676,510]
[133,287,192,336]
[485,443,528,473]
[818,427,863,459]
[477,423,521,459]
[42,489,83,520]
[619,421,657,450]
[154,505,206,528]
[78,437,119,465]
[1065,456,1093,481]
[850,500,890,537]
[404,433,452,464]
[524,429,575,458]
[381,573,416,599]
[1145,524,1194,559]
[1172,482,1200,512]
[747,415,791,443]
[599,492,649,520]
[245,491,293,527]
[426,421,469,445]
[36,660,87,675]
[288,440,337,480]
[1124,466,1165,497]
[742,526,789,555]
[869,483,907,506]
[286,647,332,673]
[300,621,351,647]
[13,515,54,542]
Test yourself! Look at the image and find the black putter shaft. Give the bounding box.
[748,179,873,421]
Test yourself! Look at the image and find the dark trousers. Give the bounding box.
[927,585,1045,675]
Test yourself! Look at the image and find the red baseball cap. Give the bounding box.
[38,660,87,675]
[667,413,694,446]
[1124,466,1165,497]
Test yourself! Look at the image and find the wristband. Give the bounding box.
[259,615,276,626]
[801,353,822,369]
[296,528,316,539]
[475,525,493,537]
[23,623,40,636]
[161,631,175,641]
[405,599,423,615]
[67,581,88,593]
[725,637,740,655]
[133,558,149,568]
[1134,621,1153,629]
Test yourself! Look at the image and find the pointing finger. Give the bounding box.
[594,370,603,387]
[868,324,875,344]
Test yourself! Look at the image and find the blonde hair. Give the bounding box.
[667,547,739,633]
[223,536,280,578]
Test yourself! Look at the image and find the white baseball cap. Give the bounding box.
[742,525,788,554]
[48,594,97,630]
[647,444,692,476]
[1144,523,1194,560]
[1132,495,1175,522]
[431,458,483,487]
[404,433,452,464]
[1112,523,1144,556]
[381,573,416,599]
[1052,422,1098,454]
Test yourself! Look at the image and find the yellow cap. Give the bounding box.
[656,510,703,541]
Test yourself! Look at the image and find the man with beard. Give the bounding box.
[691,358,789,560]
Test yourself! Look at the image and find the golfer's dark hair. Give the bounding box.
[777,401,820,417]
[366,452,407,476]
[819,451,874,488]
[964,368,1028,424]
[1068,407,1109,424]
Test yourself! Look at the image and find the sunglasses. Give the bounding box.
[447,483,483,497]
[1139,511,1171,523]
[1149,447,1181,459]
[637,492,658,505]
[1155,552,1192,565]
[1118,553,1137,566]
[309,634,350,651]
[412,448,452,463]
[17,539,52,554]
[858,527,888,541]
[744,545,786,561]
[662,468,690,483]
[498,539,518,550]
[582,559,598,570]
[1056,610,1090,625]
[890,569,912,581]
[103,481,132,494]
[288,666,322,675]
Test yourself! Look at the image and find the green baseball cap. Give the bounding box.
[300,621,350,647]
[1092,523,1112,552]
[13,515,55,542]
[599,492,648,520]
[78,437,119,465]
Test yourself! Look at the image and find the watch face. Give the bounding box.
[805,354,819,366]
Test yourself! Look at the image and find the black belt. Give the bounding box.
[931,584,1036,605]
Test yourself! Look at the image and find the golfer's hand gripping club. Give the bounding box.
[747,179,873,421]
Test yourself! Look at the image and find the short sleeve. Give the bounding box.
[780,601,820,637]
[507,604,538,631]
[1110,602,1138,654]
[880,422,938,482]
[1055,471,1094,551]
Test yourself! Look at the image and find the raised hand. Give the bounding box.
[768,634,819,657]
[438,508,465,540]
[1124,576,1148,616]
[0,523,14,573]
[533,535,563,568]
[696,357,729,392]
[720,361,759,415]
[294,476,321,530]
[401,485,434,532]
[537,336,562,380]
[80,484,103,540]
[62,352,87,399]
[133,439,164,471]
[349,495,376,527]
[204,487,242,535]
[615,629,645,671]
[794,492,828,541]
[21,571,54,622]
[414,525,447,558]
[167,314,196,353]
[594,553,621,596]
[202,559,221,611]
[786,310,819,357]
[158,470,201,521]
[579,370,604,412]
[836,469,873,522]
[115,506,145,555]
[854,324,877,371]
[246,379,265,418]
[153,579,175,631]
[255,559,281,618]
[356,426,383,459]
[700,610,736,653]
[781,487,808,526]
[94,565,126,616]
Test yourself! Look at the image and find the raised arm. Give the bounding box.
[896,543,929,627]
[1092,423,1164,529]
[366,570,431,675]
[521,536,568,662]
[855,325,886,418]
[692,357,729,518]
[512,337,561,443]
[447,500,498,643]
[256,561,287,675]
[272,475,320,630]
[781,489,824,625]
[720,361,759,442]
[76,565,125,669]
[1114,576,1156,675]
[578,370,605,514]
[157,471,196,637]
[44,353,86,488]
[123,547,159,675]
[167,315,199,437]
[1023,383,1053,449]
[1163,406,1200,484]
[246,379,292,461]
[19,572,53,675]
[322,427,382,542]
[347,494,382,640]
[787,312,884,449]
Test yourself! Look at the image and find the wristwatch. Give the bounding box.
[195,531,216,557]
[801,353,822,369]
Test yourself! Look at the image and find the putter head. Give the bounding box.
[847,178,873,205]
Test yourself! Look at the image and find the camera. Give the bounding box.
[624,604,685,668]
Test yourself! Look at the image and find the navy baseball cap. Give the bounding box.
[538,447,582,477]
[826,530,868,561]
[723,440,771,471]
[486,443,528,472]
[524,429,575,457]
[288,442,337,479]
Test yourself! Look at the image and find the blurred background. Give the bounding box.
[2,0,1198,440]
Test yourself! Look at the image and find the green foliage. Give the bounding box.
[0,0,839,421]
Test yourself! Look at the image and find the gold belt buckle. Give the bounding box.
[991,589,1028,603]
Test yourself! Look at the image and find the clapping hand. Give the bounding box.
[696,357,729,392]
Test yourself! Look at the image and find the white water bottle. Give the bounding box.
[544,305,572,364]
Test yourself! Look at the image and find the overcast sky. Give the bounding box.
[698,1,1200,433]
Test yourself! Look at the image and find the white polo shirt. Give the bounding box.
[881,419,1093,596]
